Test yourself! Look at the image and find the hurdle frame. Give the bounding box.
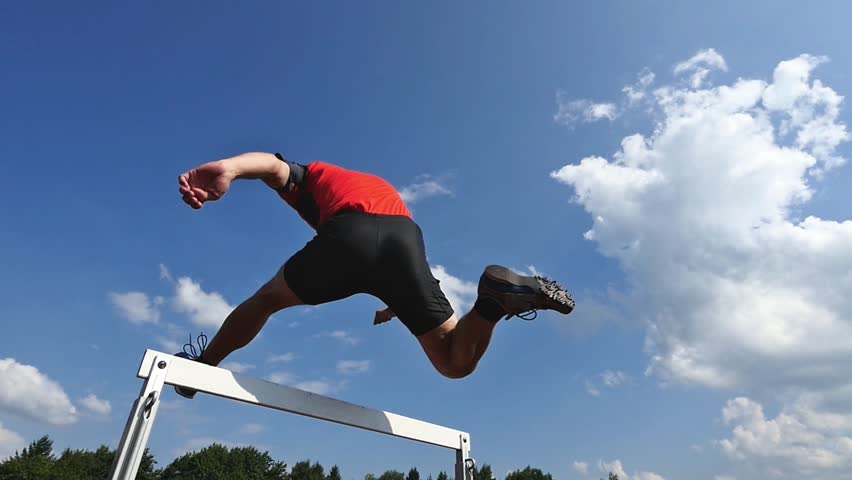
[109,350,474,480]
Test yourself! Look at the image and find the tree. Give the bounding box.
[290,460,325,480]
[48,445,158,480]
[327,465,342,480]
[159,443,286,480]
[603,474,619,480]
[473,463,494,480]
[505,466,553,480]
[406,467,421,480]
[378,470,405,480]
[0,436,55,480]
[436,471,449,480]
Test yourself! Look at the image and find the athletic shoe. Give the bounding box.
[477,265,574,320]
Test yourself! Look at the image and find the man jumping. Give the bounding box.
[175,152,573,396]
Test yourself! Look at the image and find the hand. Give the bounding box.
[178,161,235,209]
[373,308,396,325]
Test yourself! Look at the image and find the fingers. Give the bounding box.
[182,193,203,209]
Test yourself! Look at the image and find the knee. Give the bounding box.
[436,360,476,379]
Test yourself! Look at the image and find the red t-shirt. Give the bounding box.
[278,161,412,229]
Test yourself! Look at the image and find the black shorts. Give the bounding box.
[283,212,454,336]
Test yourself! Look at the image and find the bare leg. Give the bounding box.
[417,309,498,379]
[202,268,303,366]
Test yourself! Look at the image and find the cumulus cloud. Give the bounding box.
[572,461,589,475]
[430,265,477,314]
[552,51,850,391]
[0,422,25,461]
[719,396,852,478]
[552,50,851,477]
[585,380,600,397]
[293,380,340,396]
[239,423,266,435]
[596,459,665,480]
[601,370,627,387]
[173,437,249,458]
[267,353,297,364]
[109,292,162,324]
[555,93,620,126]
[584,370,627,396]
[267,371,344,396]
[673,48,728,88]
[173,277,235,329]
[0,359,77,425]
[220,362,255,373]
[623,69,656,104]
[398,175,453,203]
[337,360,371,375]
[79,394,111,416]
[315,330,359,346]
[159,263,173,282]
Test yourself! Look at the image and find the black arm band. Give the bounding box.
[273,153,307,193]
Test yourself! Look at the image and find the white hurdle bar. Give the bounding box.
[109,350,475,480]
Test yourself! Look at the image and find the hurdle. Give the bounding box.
[109,350,475,480]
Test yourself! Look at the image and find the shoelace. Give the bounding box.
[182,332,208,360]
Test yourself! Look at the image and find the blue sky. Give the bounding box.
[3,2,852,479]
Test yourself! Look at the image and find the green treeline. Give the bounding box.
[0,436,619,480]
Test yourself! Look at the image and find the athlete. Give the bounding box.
[174,152,574,397]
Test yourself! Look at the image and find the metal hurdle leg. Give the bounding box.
[108,356,170,480]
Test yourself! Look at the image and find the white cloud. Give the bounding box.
[268,372,297,385]
[430,265,477,315]
[293,380,339,396]
[337,360,370,375]
[623,69,656,104]
[585,380,600,397]
[267,353,297,364]
[288,321,300,328]
[315,330,360,346]
[239,423,266,435]
[552,52,851,390]
[718,396,852,478]
[601,370,627,388]
[596,459,665,480]
[585,370,628,397]
[673,48,728,88]
[555,93,620,126]
[173,437,248,458]
[221,362,255,373]
[159,263,173,282]
[79,394,111,416]
[715,476,736,480]
[173,277,235,329]
[0,359,77,425]
[552,50,852,478]
[157,337,182,354]
[0,422,25,461]
[572,461,589,475]
[109,291,161,324]
[267,371,343,396]
[398,175,453,203]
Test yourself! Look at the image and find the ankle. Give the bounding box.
[473,297,506,323]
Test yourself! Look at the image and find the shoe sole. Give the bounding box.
[483,265,575,315]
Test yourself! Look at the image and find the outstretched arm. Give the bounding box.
[178,152,290,209]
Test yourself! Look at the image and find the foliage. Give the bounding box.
[158,444,286,480]
[505,466,553,480]
[0,434,568,480]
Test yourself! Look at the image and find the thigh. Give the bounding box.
[374,218,454,336]
[255,265,305,311]
[283,214,374,306]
